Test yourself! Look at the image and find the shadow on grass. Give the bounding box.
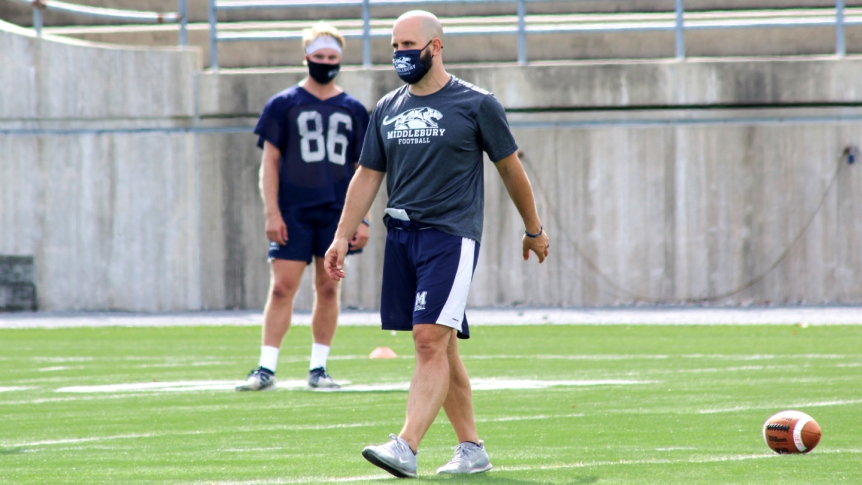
[571,477,600,484]
[0,448,26,455]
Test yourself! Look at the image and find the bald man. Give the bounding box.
[325,10,549,478]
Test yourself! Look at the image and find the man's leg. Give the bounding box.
[435,332,492,474]
[307,256,342,388]
[441,332,479,444]
[262,259,307,350]
[310,255,340,347]
[237,258,306,391]
[399,324,455,452]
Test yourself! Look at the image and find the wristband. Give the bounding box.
[361,218,371,227]
[525,226,543,238]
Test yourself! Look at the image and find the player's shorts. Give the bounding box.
[380,219,480,339]
[268,205,360,264]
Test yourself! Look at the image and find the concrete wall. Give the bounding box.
[484,119,862,306]
[196,129,389,310]
[0,21,202,311]
[200,58,862,113]
[198,58,862,308]
[3,18,861,311]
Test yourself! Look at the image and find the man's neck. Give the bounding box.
[408,69,451,97]
[300,77,342,100]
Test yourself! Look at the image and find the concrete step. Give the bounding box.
[3,0,859,26]
[43,8,862,68]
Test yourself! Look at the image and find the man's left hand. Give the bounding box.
[522,230,549,263]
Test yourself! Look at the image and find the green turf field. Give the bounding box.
[1,323,861,484]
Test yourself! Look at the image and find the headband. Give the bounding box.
[305,35,343,55]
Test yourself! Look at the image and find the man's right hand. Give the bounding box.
[324,238,350,281]
[266,214,288,246]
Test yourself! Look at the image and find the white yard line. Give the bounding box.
[2,413,583,450]
[500,447,862,472]
[465,353,860,361]
[38,366,83,372]
[56,380,271,393]
[477,413,585,422]
[10,433,156,447]
[132,361,234,368]
[200,448,862,484]
[497,453,779,472]
[0,393,160,406]
[3,306,862,329]
[32,356,94,362]
[51,378,654,394]
[0,386,35,393]
[200,474,392,484]
[32,353,858,366]
[464,354,674,361]
[697,398,862,414]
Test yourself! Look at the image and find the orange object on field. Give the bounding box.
[369,346,398,359]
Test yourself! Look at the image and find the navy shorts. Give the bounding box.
[380,220,480,339]
[268,205,360,263]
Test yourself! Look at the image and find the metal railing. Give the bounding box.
[207,0,859,70]
[8,0,189,46]
[6,0,858,67]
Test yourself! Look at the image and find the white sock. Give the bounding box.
[259,345,279,373]
[310,343,330,371]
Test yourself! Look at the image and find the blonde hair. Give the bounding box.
[302,22,345,52]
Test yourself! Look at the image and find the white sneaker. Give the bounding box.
[307,367,341,390]
[235,367,276,391]
[436,440,492,474]
[361,434,417,478]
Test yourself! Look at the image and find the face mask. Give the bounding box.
[307,58,340,84]
[392,41,434,84]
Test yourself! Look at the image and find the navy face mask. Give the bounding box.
[392,41,434,84]
[307,59,340,85]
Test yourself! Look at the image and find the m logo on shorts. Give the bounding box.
[414,291,427,312]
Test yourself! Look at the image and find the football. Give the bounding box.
[762,410,822,454]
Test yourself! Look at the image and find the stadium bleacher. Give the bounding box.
[1,0,859,68]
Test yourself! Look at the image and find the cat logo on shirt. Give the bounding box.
[383,107,446,145]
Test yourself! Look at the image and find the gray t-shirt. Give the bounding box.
[359,76,518,243]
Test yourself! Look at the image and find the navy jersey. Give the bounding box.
[359,76,517,243]
[254,85,370,211]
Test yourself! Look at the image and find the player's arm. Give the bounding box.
[348,162,372,251]
[494,151,549,263]
[325,166,385,280]
[260,141,288,246]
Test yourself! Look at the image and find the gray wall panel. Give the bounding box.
[3,20,861,311]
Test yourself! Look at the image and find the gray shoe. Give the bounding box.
[235,367,276,391]
[436,440,492,475]
[361,434,417,478]
[307,367,341,390]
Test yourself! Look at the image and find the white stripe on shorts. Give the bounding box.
[436,238,476,333]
